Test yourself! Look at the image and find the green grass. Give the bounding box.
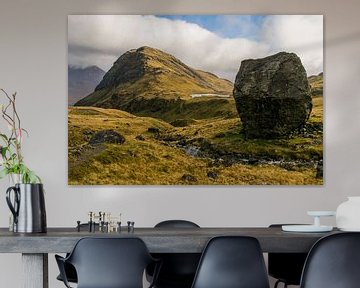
[309,73,323,97]
[68,103,323,185]
[69,72,323,185]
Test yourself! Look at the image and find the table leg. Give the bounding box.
[22,253,48,288]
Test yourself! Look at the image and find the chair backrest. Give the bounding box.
[268,224,308,285]
[67,237,154,288]
[151,220,201,286]
[300,232,360,288]
[155,220,200,228]
[191,236,270,288]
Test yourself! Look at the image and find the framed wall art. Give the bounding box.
[68,15,323,185]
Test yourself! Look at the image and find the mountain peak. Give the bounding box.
[131,46,172,57]
[94,46,204,91]
[77,46,233,112]
[94,46,156,91]
[121,46,159,58]
[135,45,159,53]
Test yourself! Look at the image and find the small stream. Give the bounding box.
[191,93,231,99]
[180,144,316,170]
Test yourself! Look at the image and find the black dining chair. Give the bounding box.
[146,220,201,288]
[191,236,270,288]
[268,224,308,288]
[300,232,360,288]
[55,237,161,288]
[56,223,99,284]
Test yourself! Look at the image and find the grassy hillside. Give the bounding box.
[75,47,234,122]
[76,46,233,106]
[68,102,323,185]
[79,89,238,124]
[69,70,323,185]
[308,72,323,97]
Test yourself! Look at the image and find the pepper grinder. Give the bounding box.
[127,221,135,233]
[98,211,103,231]
[77,221,81,232]
[88,211,93,232]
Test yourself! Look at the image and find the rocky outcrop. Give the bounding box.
[89,130,125,145]
[233,52,312,139]
[94,48,146,91]
[316,159,323,178]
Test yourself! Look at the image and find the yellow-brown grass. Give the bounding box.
[68,104,322,185]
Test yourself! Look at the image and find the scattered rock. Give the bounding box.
[89,130,125,145]
[215,133,226,138]
[147,127,161,134]
[181,174,197,183]
[70,148,82,157]
[207,171,219,179]
[135,135,145,141]
[184,146,200,157]
[83,129,94,137]
[316,159,323,178]
[233,52,312,139]
[199,138,213,151]
[279,162,297,171]
[177,139,187,146]
[82,129,94,141]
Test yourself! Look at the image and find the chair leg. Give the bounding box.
[274,280,290,288]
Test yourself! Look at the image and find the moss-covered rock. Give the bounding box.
[233,52,312,139]
[89,130,125,145]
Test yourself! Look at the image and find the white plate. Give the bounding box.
[282,225,333,232]
[307,211,336,217]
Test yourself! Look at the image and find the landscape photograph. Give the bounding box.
[68,15,323,185]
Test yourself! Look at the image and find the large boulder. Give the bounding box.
[233,52,312,138]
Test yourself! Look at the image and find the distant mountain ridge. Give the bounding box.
[75,46,233,115]
[68,65,105,105]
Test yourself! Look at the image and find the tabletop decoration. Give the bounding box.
[336,197,360,231]
[0,88,46,233]
[282,211,335,233]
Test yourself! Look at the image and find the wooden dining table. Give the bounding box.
[0,226,339,288]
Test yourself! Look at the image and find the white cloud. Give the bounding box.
[262,15,323,76]
[68,15,323,81]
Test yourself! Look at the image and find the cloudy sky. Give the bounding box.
[68,15,323,81]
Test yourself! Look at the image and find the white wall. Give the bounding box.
[0,0,360,287]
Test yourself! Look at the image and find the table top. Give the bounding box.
[0,227,340,254]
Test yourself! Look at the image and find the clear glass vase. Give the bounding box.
[9,173,22,185]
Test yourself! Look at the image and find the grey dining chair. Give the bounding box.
[300,232,360,288]
[191,236,270,288]
[268,224,308,288]
[56,223,99,284]
[56,237,161,288]
[146,220,201,288]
